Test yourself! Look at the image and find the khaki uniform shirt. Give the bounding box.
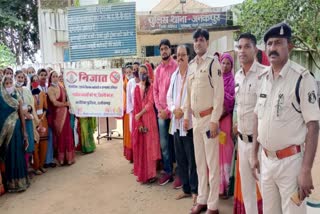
[235,61,267,135]
[255,60,320,151]
[183,52,224,124]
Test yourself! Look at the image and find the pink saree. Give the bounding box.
[132,84,161,183]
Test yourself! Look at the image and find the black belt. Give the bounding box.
[239,133,253,143]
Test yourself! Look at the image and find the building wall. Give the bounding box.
[137,30,236,57]
[38,9,68,63]
[38,8,236,63]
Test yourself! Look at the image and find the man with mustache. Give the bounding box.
[153,39,179,186]
[234,33,266,213]
[252,23,320,214]
[167,45,198,204]
[183,28,224,214]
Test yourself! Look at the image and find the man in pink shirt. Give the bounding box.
[153,39,178,185]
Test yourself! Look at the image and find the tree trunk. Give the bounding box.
[20,35,24,65]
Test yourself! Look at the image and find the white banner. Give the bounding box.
[64,68,123,117]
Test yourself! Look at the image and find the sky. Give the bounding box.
[125,0,244,11]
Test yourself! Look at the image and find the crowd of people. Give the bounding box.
[121,23,319,214]
[0,67,96,195]
[120,33,263,213]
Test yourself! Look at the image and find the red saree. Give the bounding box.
[48,85,75,164]
[132,84,161,183]
[233,152,263,213]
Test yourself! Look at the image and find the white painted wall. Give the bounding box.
[38,9,68,63]
[79,0,98,6]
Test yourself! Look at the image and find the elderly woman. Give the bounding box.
[0,76,30,192]
[14,70,38,173]
[219,53,235,199]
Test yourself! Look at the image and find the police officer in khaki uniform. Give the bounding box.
[183,28,224,214]
[252,23,320,214]
[234,33,266,214]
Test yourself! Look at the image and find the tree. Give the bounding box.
[235,0,320,69]
[0,44,16,67]
[0,0,39,65]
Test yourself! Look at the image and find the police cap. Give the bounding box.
[263,22,292,43]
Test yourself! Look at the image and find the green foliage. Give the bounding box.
[40,0,69,9]
[74,0,80,7]
[0,44,16,67]
[0,0,39,65]
[236,0,320,68]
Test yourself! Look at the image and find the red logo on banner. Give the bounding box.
[66,71,78,84]
[110,71,121,84]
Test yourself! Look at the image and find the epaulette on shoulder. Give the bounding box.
[258,69,269,80]
[189,58,196,65]
[207,55,214,60]
[256,63,268,70]
[290,60,309,77]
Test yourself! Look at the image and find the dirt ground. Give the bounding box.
[0,139,233,214]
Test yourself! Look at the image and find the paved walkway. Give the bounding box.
[0,139,233,214]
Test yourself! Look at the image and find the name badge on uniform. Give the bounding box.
[260,93,267,98]
[36,109,43,115]
[200,69,207,73]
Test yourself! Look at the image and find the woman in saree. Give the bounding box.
[14,71,36,171]
[47,71,75,166]
[132,65,161,184]
[219,53,235,198]
[0,76,30,192]
[30,75,48,174]
[123,65,133,161]
[78,117,96,154]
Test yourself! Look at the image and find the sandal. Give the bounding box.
[39,168,47,173]
[192,194,198,205]
[67,161,75,165]
[175,192,191,200]
[148,177,157,184]
[33,170,42,175]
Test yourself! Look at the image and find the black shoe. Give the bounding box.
[49,163,57,168]
[43,164,50,168]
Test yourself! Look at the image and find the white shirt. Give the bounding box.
[126,78,137,114]
[255,60,320,151]
[235,61,266,135]
[167,68,193,136]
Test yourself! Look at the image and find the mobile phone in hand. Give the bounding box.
[290,191,302,206]
[206,130,211,139]
[24,140,29,151]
